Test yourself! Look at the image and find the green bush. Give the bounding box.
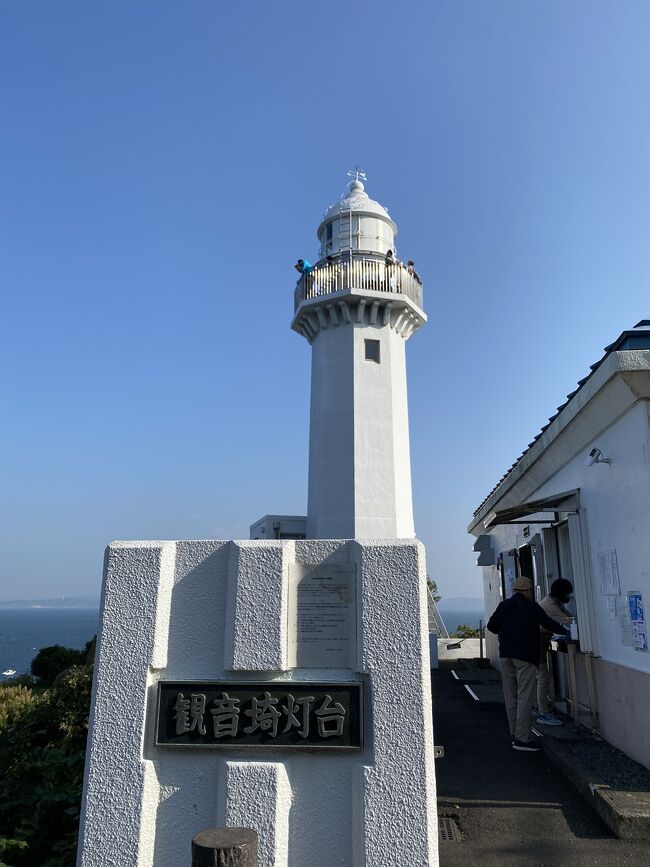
[1,675,36,690]
[0,685,38,730]
[0,663,93,867]
[30,645,87,686]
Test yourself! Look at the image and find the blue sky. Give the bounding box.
[1,1,649,601]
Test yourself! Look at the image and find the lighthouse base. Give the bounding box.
[77,539,438,867]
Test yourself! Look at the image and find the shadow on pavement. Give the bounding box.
[432,660,650,866]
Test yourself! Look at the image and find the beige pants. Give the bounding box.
[501,657,537,742]
[536,635,552,714]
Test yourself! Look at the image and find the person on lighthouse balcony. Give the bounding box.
[406,259,422,285]
[294,258,314,274]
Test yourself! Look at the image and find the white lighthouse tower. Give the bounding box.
[78,170,439,867]
[292,171,426,539]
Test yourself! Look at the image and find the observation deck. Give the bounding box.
[292,253,426,344]
[294,255,423,313]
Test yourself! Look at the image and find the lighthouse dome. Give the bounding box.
[317,178,398,259]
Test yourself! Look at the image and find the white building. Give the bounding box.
[469,320,650,769]
[252,175,425,540]
[249,515,306,540]
[252,174,426,541]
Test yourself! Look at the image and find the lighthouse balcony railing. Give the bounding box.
[294,257,423,312]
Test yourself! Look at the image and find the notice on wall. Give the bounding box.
[605,596,618,619]
[628,592,648,653]
[598,549,621,595]
[616,595,634,647]
[503,553,516,599]
[288,563,356,668]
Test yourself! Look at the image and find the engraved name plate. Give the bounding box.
[288,564,357,668]
[155,681,363,749]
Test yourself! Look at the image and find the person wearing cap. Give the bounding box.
[536,578,574,727]
[487,576,570,752]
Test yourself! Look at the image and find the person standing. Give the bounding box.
[535,579,574,726]
[385,249,397,291]
[406,259,422,285]
[487,576,570,751]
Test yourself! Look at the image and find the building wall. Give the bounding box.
[479,400,650,767]
[482,402,650,666]
[352,324,414,538]
[249,516,307,540]
[530,400,650,674]
[307,323,355,538]
[77,539,438,866]
[307,320,414,539]
[319,214,395,258]
[594,657,650,770]
[388,328,416,538]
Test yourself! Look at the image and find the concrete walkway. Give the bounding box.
[432,659,650,865]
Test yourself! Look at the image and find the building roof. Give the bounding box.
[317,180,397,238]
[472,320,650,518]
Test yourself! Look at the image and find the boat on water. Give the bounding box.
[2,669,16,676]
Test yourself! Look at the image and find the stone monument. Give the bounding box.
[77,173,438,866]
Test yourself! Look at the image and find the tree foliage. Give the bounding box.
[0,656,93,867]
[30,645,87,686]
[451,623,480,639]
[426,577,441,603]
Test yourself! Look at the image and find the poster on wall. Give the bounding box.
[598,549,621,595]
[628,592,648,653]
[616,596,634,647]
[502,553,516,599]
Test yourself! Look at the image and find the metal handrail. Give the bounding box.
[294,257,423,312]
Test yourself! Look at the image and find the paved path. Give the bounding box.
[432,660,650,866]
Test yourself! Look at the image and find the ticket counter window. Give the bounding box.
[544,522,578,621]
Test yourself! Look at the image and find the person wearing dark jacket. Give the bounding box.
[487,575,570,752]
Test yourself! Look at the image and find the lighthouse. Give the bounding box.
[292,171,426,539]
[78,170,439,867]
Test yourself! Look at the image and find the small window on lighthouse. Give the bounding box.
[365,339,380,363]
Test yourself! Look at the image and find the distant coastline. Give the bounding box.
[0,596,99,610]
[1,594,482,611]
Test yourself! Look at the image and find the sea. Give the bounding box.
[0,606,483,678]
[439,608,486,635]
[0,608,100,679]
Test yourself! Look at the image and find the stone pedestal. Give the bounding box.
[77,539,438,866]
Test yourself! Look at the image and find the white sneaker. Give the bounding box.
[512,738,541,752]
[535,712,562,726]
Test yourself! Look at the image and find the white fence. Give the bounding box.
[294,257,423,311]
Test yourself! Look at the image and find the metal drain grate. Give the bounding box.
[438,816,462,842]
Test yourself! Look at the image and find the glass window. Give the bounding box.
[365,339,380,363]
[556,522,577,619]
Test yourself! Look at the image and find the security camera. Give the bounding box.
[585,447,611,467]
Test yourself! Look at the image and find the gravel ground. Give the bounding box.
[565,739,650,790]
